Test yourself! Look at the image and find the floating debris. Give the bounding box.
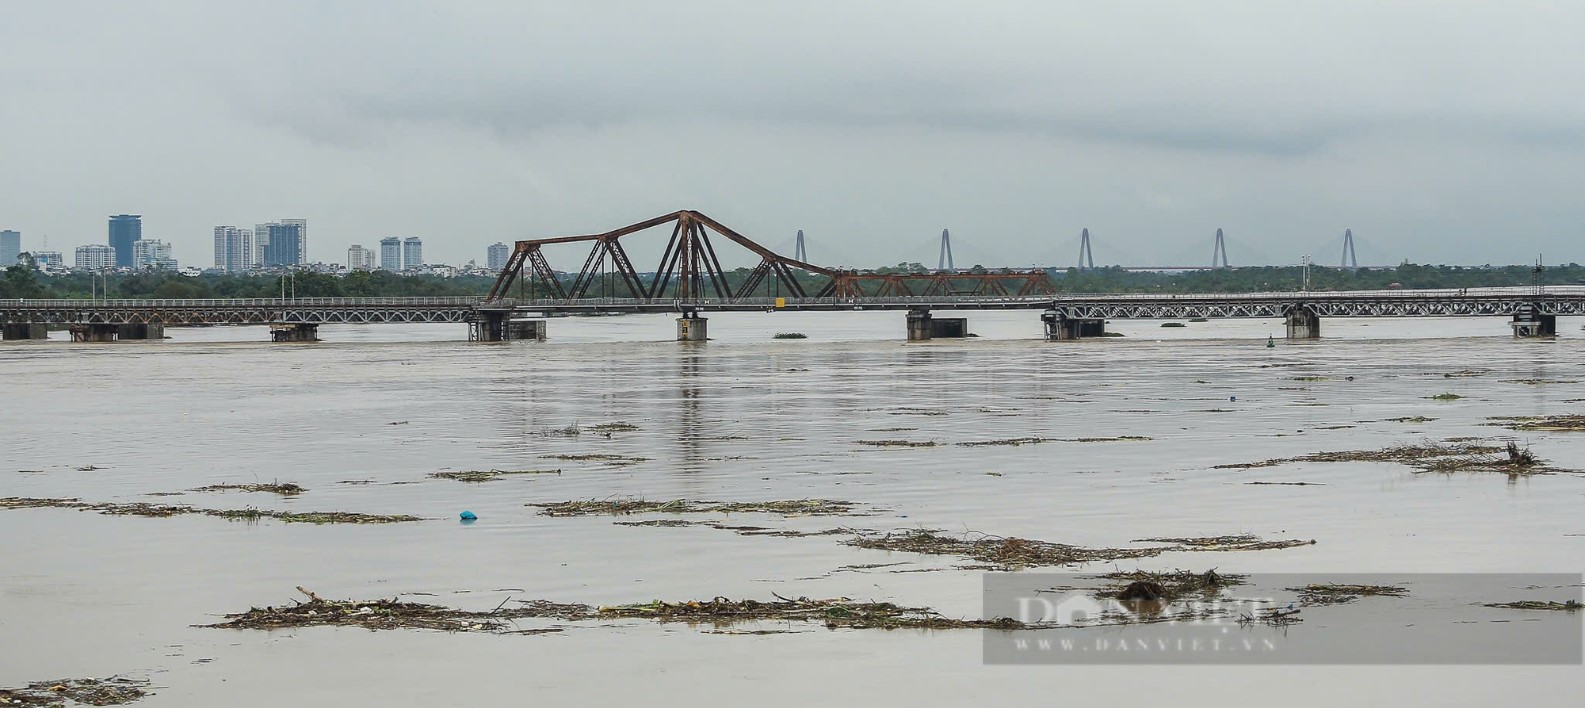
[1443,369,1487,378]
[1483,600,1583,611]
[595,596,1030,630]
[205,587,587,632]
[1161,322,1186,328]
[75,465,105,472]
[886,408,948,416]
[531,498,863,517]
[1291,376,1330,382]
[1241,606,1303,627]
[208,589,1039,633]
[958,437,1049,447]
[538,424,582,437]
[1288,583,1407,605]
[541,454,648,465]
[613,518,852,537]
[1428,392,1464,401]
[1064,436,1151,443]
[1212,440,1550,475]
[1095,569,1247,601]
[587,422,640,433]
[190,482,305,496]
[772,332,808,339]
[429,469,562,483]
[1502,379,1579,386]
[847,529,1171,569]
[1496,415,1585,432]
[0,677,151,706]
[857,439,938,448]
[1132,534,1316,551]
[1245,481,1325,486]
[1385,416,1438,423]
[0,497,420,524]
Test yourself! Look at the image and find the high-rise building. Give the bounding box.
[487,242,510,271]
[282,218,307,263]
[213,226,255,272]
[31,251,65,270]
[1,230,20,266]
[402,237,423,270]
[133,239,177,270]
[379,237,402,270]
[108,215,142,268]
[262,222,303,267]
[75,244,116,270]
[346,244,376,271]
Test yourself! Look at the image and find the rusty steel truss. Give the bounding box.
[486,210,1058,302]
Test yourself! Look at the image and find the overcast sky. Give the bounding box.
[3,1,1583,269]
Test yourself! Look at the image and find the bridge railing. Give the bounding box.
[0,297,497,308]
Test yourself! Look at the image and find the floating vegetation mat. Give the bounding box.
[772,332,808,339]
[1288,583,1408,606]
[207,588,1041,633]
[1212,441,1555,475]
[189,482,304,495]
[1094,569,1248,602]
[1494,415,1585,432]
[530,498,864,517]
[1384,416,1437,423]
[0,497,420,524]
[587,422,640,433]
[1428,392,1464,400]
[1443,369,1488,378]
[1483,600,1583,612]
[1132,534,1316,552]
[1503,379,1579,386]
[430,469,562,483]
[0,677,151,706]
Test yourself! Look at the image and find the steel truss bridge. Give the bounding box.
[2,210,1581,340]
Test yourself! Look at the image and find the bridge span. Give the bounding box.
[1,286,1580,342]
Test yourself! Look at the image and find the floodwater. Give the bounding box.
[3,312,1584,705]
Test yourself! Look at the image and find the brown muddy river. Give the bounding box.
[3,312,1582,705]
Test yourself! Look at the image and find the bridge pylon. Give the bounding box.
[1341,229,1358,271]
[795,230,807,263]
[938,229,954,271]
[1078,228,1095,270]
[1212,228,1229,269]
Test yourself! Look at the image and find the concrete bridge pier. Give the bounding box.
[677,310,708,342]
[907,308,934,341]
[472,310,508,342]
[1285,306,1321,339]
[1512,306,1556,337]
[1041,310,1105,340]
[70,324,120,342]
[1,324,48,340]
[117,323,164,340]
[270,323,320,342]
[907,308,968,341]
[505,319,547,341]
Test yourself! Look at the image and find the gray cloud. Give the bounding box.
[3,0,1584,267]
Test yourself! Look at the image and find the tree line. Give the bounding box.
[2,258,1579,300]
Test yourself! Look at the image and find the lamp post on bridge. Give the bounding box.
[1301,256,1312,292]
